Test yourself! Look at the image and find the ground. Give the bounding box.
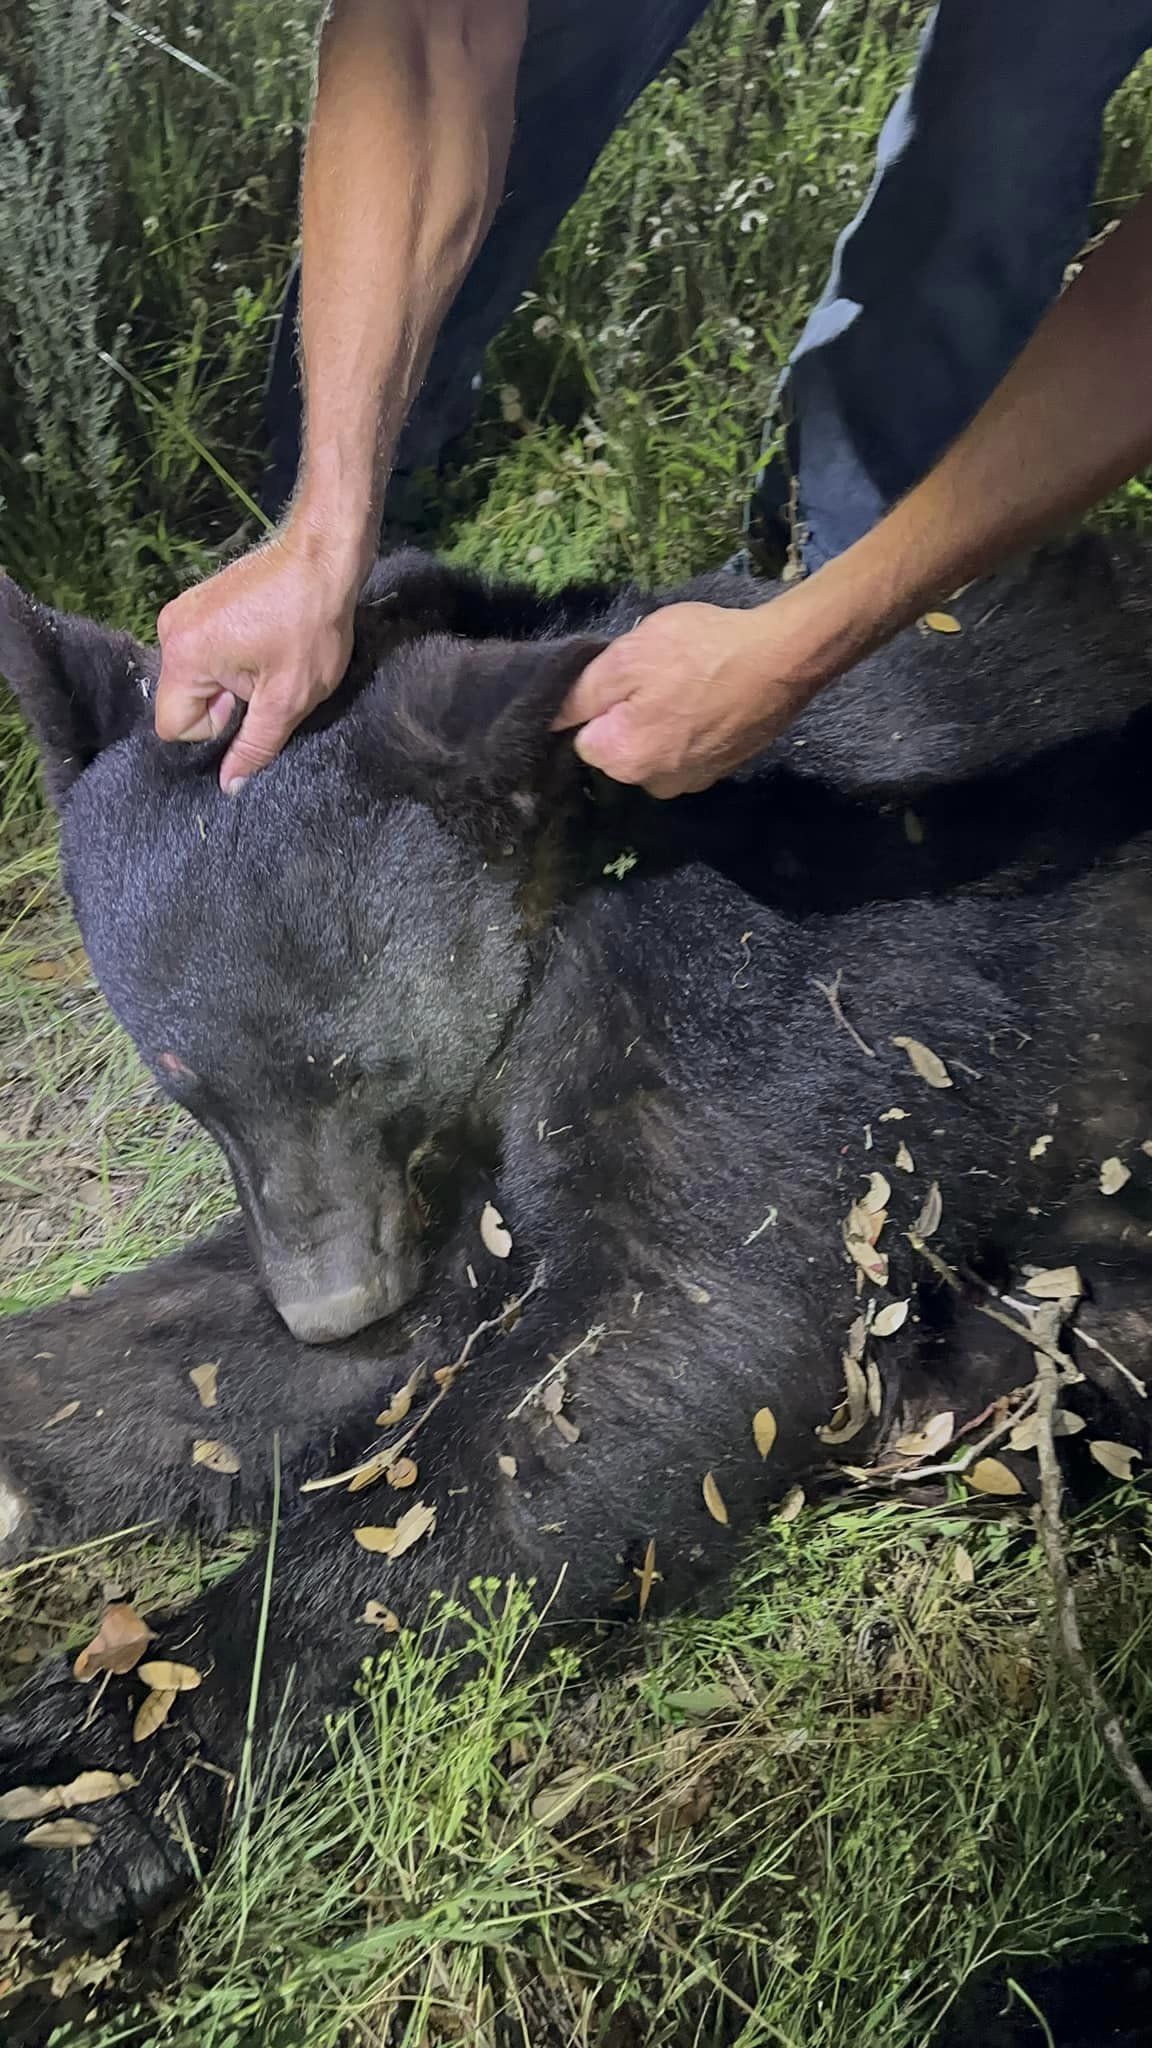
[3,2,1152,2040]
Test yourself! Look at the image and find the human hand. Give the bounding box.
[553,597,834,798]
[155,528,368,791]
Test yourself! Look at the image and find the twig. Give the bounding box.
[883,1382,1040,1487]
[907,1236,1077,1376]
[301,1265,547,1493]
[811,971,876,1060]
[1032,1344,1152,1827]
[1070,1324,1148,1401]
[506,1323,607,1421]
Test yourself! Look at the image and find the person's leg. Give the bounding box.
[767,0,1152,569]
[261,0,713,523]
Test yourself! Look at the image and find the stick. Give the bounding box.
[1032,1345,1152,1826]
[811,971,876,1060]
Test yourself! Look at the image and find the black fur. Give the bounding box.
[2,541,1152,1939]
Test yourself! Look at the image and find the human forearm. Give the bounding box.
[769,186,1152,685]
[291,0,526,570]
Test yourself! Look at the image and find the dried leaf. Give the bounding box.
[1088,1440,1142,1482]
[879,1107,908,1122]
[966,1458,1024,1497]
[891,1036,953,1090]
[636,1538,658,1616]
[480,1201,513,1259]
[865,1359,883,1417]
[1099,1156,1132,1197]
[894,1141,914,1173]
[702,1471,729,1525]
[860,1172,891,1215]
[1029,1134,1053,1162]
[189,1362,219,1409]
[139,1659,202,1693]
[1022,1266,1084,1301]
[953,1545,975,1585]
[552,1411,581,1444]
[0,1787,62,1822]
[73,1602,156,1681]
[752,1407,777,1458]
[376,1387,412,1428]
[497,1454,518,1478]
[664,1683,739,1718]
[347,1449,400,1495]
[896,1411,955,1458]
[133,1687,177,1744]
[913,1182,943,1239]
[817,1353,871,1445]
[531,1768,589,1827]
[873,1299,910,1338]
[361,1602,400,1631]
[922,611,962,635]
[777,1485,805,1525]
[388,1457,419,1490]
[192,1439,240,1475]
[23,1820,97,1850]
[43,1401,80,1429]
[381,1499,438,1559]
[845,1233,889,1287]
[354,1525,397,1554]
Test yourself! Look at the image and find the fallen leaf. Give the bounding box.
[1100,1156,1132,1196]
[73,1602,156,1681]
[377,1387,412,1427]
[361,1602,400,1630]
[896,1411,955,1458]
[355,1525,397,1554]
[552,1411,581,1444]
[133,1688,177,1744]
[138,1659,201,1693]
[913,1182,943,1239]
[1022,1266,1084,1301]
[42,1401,80,1429]
[845,1232,889,1287]
[752,1407,777,1458]
[355,1499,438,1560]
[895,1142,914,1173]
[922,611,962,635]
[953,1545,975,1585]
[480,1201,513,1259]
[56,1771,134,1810]
[702,1471,729,1525]
[866,1359,883,1417]
[879,1107,908,1122]
[23,1820,97,1850]
[189,1362,219,1409]
[0,1788,62,1822]
[860,1172,891,1215]
[966,1458,1024,1497]
[1089,1440,1142,1482]
[636,1538,658,1616]
[891,1036,953,1089]
[388,1457,419,1490]
[347,1449,400,1494]
[777,1485,805,1524]
[873,1299,910,1338]
[817,1352,871,1445]
[192,1439,240,1475]
[497,1454,518,1478]
[1010,1409,1086,1453]
[1029,1135,1053,1162]
[531,1767,589,1827]
[904,809,925,846]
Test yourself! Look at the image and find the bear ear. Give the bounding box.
[365,630,610,837]
[0,573,157,805]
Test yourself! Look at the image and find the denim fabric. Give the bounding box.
[262,0,1152,563]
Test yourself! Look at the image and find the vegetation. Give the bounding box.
[3,1,1152,2039]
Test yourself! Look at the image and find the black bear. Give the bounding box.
[1,540,1152,1939]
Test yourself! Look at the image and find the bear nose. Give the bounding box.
[276,1283,388,1345]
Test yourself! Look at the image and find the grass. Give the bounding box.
[4,0,1152,2038]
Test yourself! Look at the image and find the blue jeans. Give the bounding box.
[262,0,1152,564]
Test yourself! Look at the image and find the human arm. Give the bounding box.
[558,187,1152,796]
[155,0,526,790]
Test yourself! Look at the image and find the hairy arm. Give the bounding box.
[560,188,1152,796]
[156,0,525,789]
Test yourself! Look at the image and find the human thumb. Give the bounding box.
[551,639,635,733]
